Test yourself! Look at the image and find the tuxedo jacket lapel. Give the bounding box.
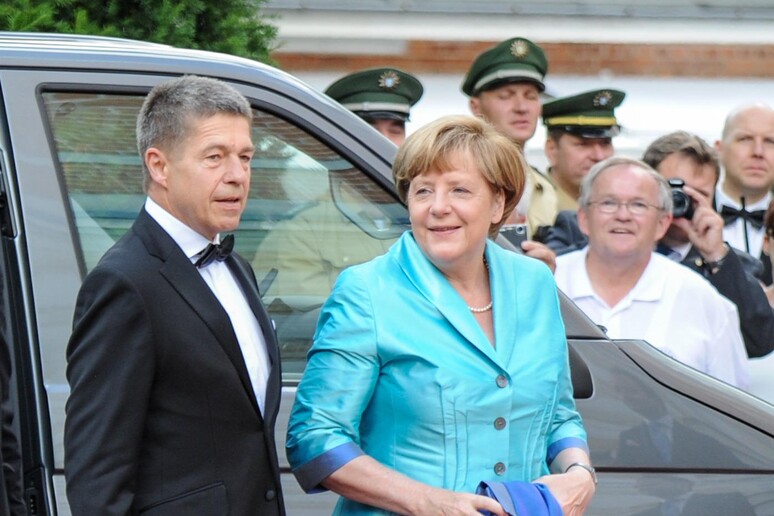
[227,254,282,425]
[761,248,773,285]
[133,211,264,419]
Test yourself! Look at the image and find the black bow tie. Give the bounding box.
[194,234,234,268]
[719,205,765,230]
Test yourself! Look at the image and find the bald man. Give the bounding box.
[715,104,774,283]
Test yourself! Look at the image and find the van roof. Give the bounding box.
[0,31,301,89]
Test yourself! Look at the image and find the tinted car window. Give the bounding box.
[42,91,408,377]
[43,92,145,271]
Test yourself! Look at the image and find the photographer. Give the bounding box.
[643,131,774,359]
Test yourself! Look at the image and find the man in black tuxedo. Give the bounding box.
[64,76,285,515]
[714,104,774,284]
[544,131,774,358]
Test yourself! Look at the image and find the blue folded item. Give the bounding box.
[477,480,563,516]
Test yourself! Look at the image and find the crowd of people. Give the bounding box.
[284,35,774,513]
[55,35,774,516]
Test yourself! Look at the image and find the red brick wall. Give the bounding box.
[273,41,774,78]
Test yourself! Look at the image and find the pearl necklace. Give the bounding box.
[468,300,493,313]
[468,255,492,313]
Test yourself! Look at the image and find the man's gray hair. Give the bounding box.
[136,75,252,187]
[578,156,673,213]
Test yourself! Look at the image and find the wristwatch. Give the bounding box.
[564,462,598,484]
[702,244,730,275]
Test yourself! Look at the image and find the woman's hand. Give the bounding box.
[520,240,557,272]
[413,486,507,516]
[323,456,507,515]
[534,467,596,515]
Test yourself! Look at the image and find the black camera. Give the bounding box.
[668,178,694,220]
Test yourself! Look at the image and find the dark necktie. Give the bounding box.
[655,243,671,256]
[655,243,680,261]
[720,205,765,230]
[194,234,234,268]
[656,243,683,262]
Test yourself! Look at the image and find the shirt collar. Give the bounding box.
[668,240,692,262]
[569,248,664,306]
[144,197,216,261]
[628,254,667,302]
[715,185,772,211]
[565,248,595,300]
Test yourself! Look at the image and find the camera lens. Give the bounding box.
[672,190,694,219]
[668,178,694,220]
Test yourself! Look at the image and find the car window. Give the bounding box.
[248,114,407,377]
[42,93,146,271]
[41,90,408,378]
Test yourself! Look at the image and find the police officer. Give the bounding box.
[463,37,558,238]
[325,67,423,146]
[543,89,625,211]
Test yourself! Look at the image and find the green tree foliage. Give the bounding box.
[0,0,278,63]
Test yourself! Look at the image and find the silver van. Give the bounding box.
[1,32,774,515]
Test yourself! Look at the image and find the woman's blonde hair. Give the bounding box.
[393,115,526,237]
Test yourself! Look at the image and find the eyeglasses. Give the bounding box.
[587,199,663,216]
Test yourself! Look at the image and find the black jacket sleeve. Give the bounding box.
[541,210,589,256]
[685,248,774,358]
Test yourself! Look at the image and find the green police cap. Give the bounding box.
[461,37,548,97]
[325,68,423,122]
[543,89,626,138]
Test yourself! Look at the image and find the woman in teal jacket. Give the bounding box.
[287,115,596,515]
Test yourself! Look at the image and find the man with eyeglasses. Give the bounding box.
[554,156,749,388]
[542,132,774,359]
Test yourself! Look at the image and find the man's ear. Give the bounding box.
[469,97,482,117]
[577,208,590,237]
[714,138,724,158]
[655,212,674,241]
[145,147,168,188]
[544,137,558,167]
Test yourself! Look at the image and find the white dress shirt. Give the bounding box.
[555,249,750,389]
[145,198,271,414]
[715,186,770,259]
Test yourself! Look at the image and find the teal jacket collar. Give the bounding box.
[391,232,521,368]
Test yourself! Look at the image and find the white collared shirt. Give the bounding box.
[715,186,770,258]
[555,248,749,389]
[145,198,270,414]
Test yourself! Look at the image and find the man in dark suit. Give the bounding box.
[543,131,774,358]
[64,76,285,515]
